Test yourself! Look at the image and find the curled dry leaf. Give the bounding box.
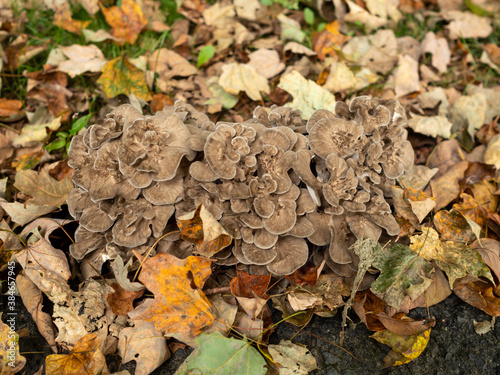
[129,253,214,345]
[107,282,144,316]
[45,332,108,375]
[408,115,453,139]
[58,44,107,78]
[177,204,232,257]
[268,340,318,375]
[118,320,170,375]
[11,116,62,147]
[230,269,271,298]
[453,276,500,317]
[434,209,474,242]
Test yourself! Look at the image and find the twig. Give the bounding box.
[204,286,231,295]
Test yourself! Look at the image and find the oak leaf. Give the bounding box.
[100,0,147,45]
[45,332,109,375]
[129,253,214,345]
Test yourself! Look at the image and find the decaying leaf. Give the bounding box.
[98,57,152,101]
[268,340,318,374]
[118,320,170,375]
[107,282,144,316]
[230,269,271,298]
[0,314,26,375]
[394,54,419,97]
[454,276,500,317]
[313,20,349,60]
[204,294,238,336]
[14,168,73,207]
[219,63,270,101]
[442,10,493,39]
[398,165,439,191]
[278,70,336,119]
[45,332,108,375]
[0,220,23,269]
[175,332,267,375]
[371,328,431,368]
[408,115,453,139]
[177,204,232,257]
[100,0,147,45]
[0,202,55,226]
[11,117,62,147]
[248,49,285,79]
[129,253,214,345]
[371,244,434,310]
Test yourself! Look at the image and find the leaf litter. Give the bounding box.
[1,0,500,373]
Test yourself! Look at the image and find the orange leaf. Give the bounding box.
[177,204,232,257]
[285,262,322,286]
[151,93,174,112]
[53,5,91,36]
[0,99,22,117]
[433,209,475,242]
[106,282,144,316]
[45,332,109,375]
[230,269,271,298]
[453,193,489,227]
[130,253,214,344]
[312,21,350,60]
[99,0,147,45]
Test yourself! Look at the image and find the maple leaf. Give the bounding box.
[177,204,232,257]
[97,57,152,101]
[100,0,147,45]
[45,332,109,375]
[14,168,73,207]
[312,21,350,60]
[129,253,214,345]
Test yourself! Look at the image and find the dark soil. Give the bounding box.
[11,292,500,375]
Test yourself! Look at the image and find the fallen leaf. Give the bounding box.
[283,42,317,56]
[451,93,487,138]
[420,31,450,73]
[0,99,23,117]
[53,5,91,36]
[177,204,232,257]
[371,244,434,310]
[82,29,121,43]
[100,0,147,45]
[11,116,62,147]
[129,253,214,345]
[394,54,419,97]
[454,276,500,317]
[434,209,475,242]
[110,256,146,292]
[285,262,323,286]
[219,62,270,101]
[353,290,387,331]
[485,43,500,66]
[398,165,439,191]
[16,273,57,352]
[107,282,144,316]
[312,20,350,60]
[148,48,197,81]
[473,317,496,335]
[277,13,306,43]
[442,10,493,39]
[230,269,271,298]
[408,115,453,139]
[429,160,469,211]
[453,193,489,239]
[410,228,494,288]
[58,44,107,78]
[405,266,452,311]
[118,320,170,375]
[150,93,174,112]
[375,313,435,336]
[203,294,238,336]
[0,220,23,269]
[391,187,434,228]
[14,167,73,207]
[12,148,52,171]
[205,77,239,112]
[45,332,108,374]
[344,0,387,31]
[268,340,318,375]
[97,57,152,101]
[175,332,267,375]
[323,61,379,93]
[371,328,431,368]
[278,70,336,119]
[484,133,500,168]
[0,313,26,374]
[247,49,285,79]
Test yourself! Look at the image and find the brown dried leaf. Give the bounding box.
[230,269,271,298]
[312,20,349,60]
[0,99,23,117]
[106,282,144,316]
[454,276,500,317]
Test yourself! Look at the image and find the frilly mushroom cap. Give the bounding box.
[142,174,184,205]
[253,229,279,249]
[287,217,314,237]
[70,227,106,260]
[308,117,364,159]
[306,211,331,246]
[67,188,92,219]
[242,241,278,265]
[349,96,391,135]
[266,237,309,276]
[345,214,382,241]
[262,200,297,235]
[382,140,414,179]
[328,215,353,265]
[306,109,336,133]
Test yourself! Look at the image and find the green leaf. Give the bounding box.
[197,45,215,69]
[56,132,69,138]
[45,138,67,152]
[70,114,91,135]
[464,0,494,17]
[370,244,434,310]
[175,332,267,375]
[304,8,315,26]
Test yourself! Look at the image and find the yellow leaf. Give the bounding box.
[97,57,152,101]
[129,253,214,345]
[0,313,26,374]
[371,328,431,368]
[99,0,147,45]
[53,5,91,36]
[45,332,109,375]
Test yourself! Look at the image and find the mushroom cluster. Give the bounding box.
[67,97,413,278]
